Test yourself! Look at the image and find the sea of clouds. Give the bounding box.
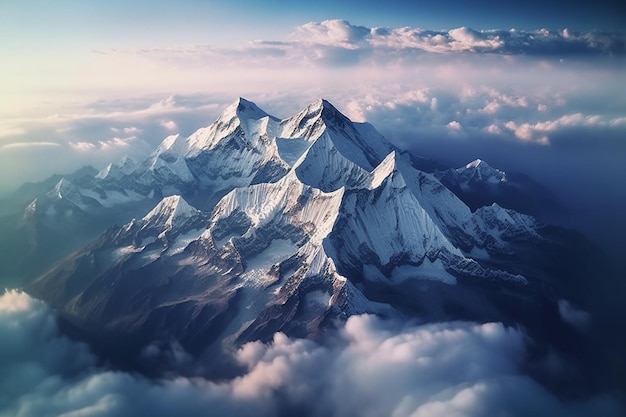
[1,290,623,417]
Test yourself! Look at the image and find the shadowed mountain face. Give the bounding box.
[0,98,611,393]
[434,158,561,218]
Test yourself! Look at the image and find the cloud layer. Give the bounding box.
[286,20,626,56]
[99,21,625,78]
[127,20,624,67]
[1,290,622,417]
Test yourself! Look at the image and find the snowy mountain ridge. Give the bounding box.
[25,97,557,359]
[456,158,507,185]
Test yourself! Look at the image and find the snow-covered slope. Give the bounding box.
[456,159,507,185]
[132,98,289,199]
[22,178,103,220]
[365,152,541,256]
[203,171,391,342]
[141,195,202,233]
[96,155,138,180]
[291,132,371,192]
[433,158,555,216]
[279,99,393,171]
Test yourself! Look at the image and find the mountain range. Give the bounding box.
[0,98,603,383]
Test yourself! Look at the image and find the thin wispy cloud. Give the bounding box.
[503,113,626,144]
[69,136,138,152]
[0,141,61,151]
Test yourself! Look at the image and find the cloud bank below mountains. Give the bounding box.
[1,290,622,417]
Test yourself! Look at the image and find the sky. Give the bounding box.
[1,2,626,416]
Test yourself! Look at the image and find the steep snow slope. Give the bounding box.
[370,152,542,256]
[290,132,371,192]
[279,99,393,171]
[457,159,507,185]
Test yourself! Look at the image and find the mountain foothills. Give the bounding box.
[0,98,610,384]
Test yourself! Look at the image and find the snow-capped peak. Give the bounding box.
[180,98,275,158]
[141,195,200,229]
[306,98,346,122]
[41,178,98,212]
[465,159,485,169]
[280,98,351,142]
[96,155,138,179]
[226,97,270,120]
[49,178,80,201]
[295,98,332,116]
[368,151,399,189]
[213,97,271,134]
[95,164,113,180]
[154,134,183,156]
[115,155,138,174]
[280,99,393,171]
[457,159,507,183]
[279,100,324,141]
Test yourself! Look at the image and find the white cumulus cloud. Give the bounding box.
[160,120,178,131]
[290,19,371,48]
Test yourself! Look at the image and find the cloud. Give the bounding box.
[0,290,267,417]
[68,136,138,152]
[448,27,505,51]
[1,290,622,417]
[558,300,592,332]
[68,141,97,151]
[447,120,462,130]
[111,126,141,134]
[247,21,624,62]
[0,141,61,151]
[485,124,502,134]
[502,113,625,144]
[0,94,232,189]
[290,20,371,47]
[104,21,625,75]
[160,120,178,131]
[273,22,626,59]
[99,135,138,149]
[0,126,26,138]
